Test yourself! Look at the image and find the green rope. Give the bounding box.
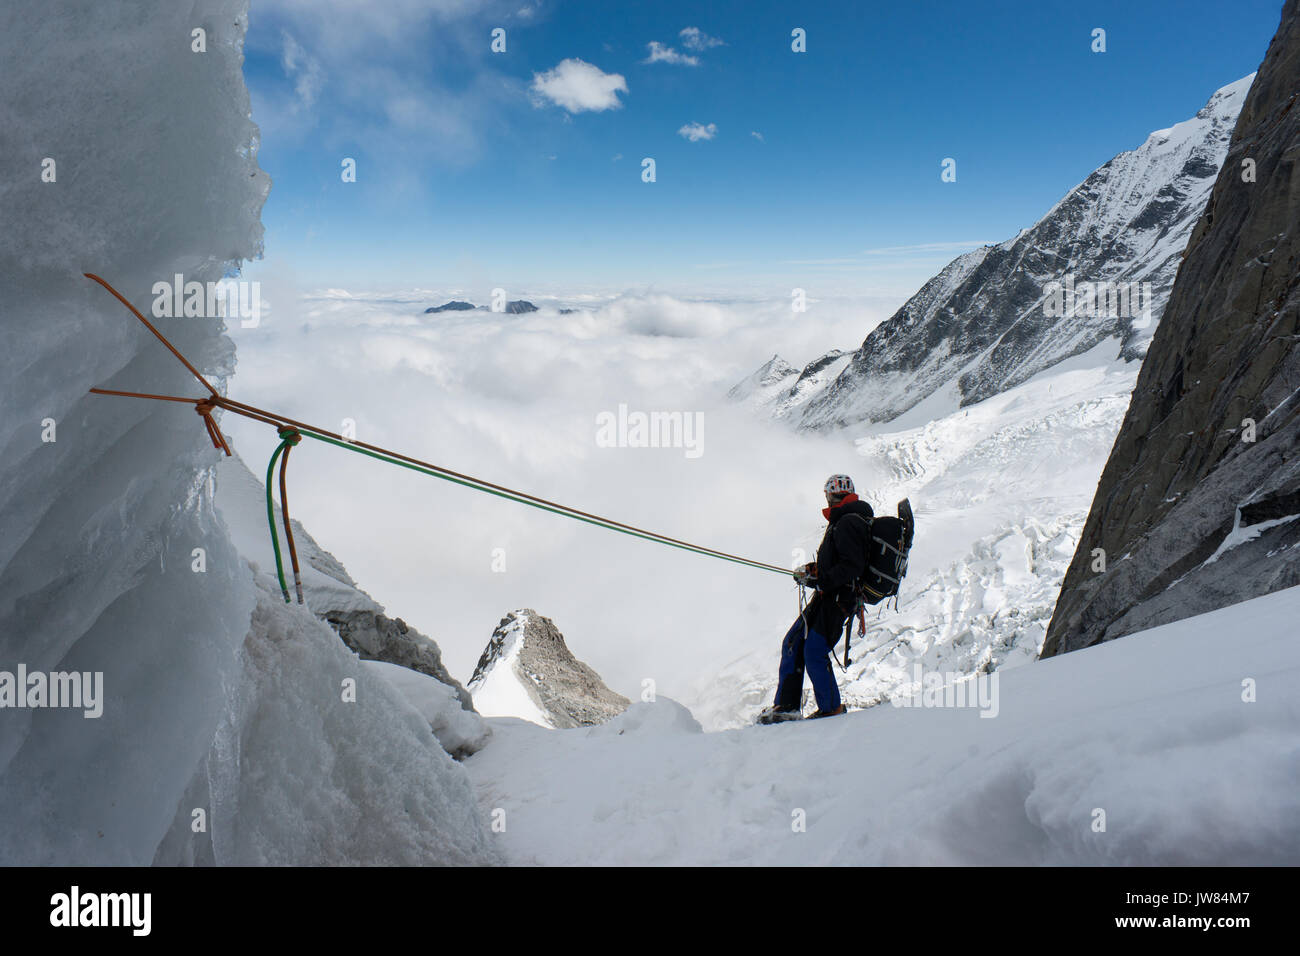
[264,436,294,602]
[293,427,789,576]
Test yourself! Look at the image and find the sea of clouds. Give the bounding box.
[222,270,898,712]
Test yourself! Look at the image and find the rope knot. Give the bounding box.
[278,427,302,446]
[194,397,232,456]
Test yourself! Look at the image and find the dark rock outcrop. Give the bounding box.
[1043,1,1300,656]
[423,299,538,315]
[468,609,630,728]
[424,300,476,313]
[326,608,476,712]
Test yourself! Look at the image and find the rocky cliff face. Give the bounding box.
[468,610,630,728]
[1043,0,1300,656]
[738,76,1253,429]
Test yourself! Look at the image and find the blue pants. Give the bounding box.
[774,594,844,712]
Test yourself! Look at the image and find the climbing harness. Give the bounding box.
[793,580,866,675]
[83,273,792,603]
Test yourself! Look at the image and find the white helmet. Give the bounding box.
[824,474,855,497]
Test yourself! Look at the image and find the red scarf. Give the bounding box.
[822,492,859,520]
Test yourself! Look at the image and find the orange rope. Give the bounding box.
[85,273,221,397]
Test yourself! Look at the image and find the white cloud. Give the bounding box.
[531,58,628,113]
[595,293,737,337]
[249,0,524,180]
[750,130,764,142]
[280,31,325,110]
[259,0,493,53]
[643,41,698,66]
[225,281,890,717]
[679,26,725,51]
[678,121,717,142]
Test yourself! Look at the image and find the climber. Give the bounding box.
[757,474,875,723]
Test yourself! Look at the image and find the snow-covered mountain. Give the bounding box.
[728,350,851,419]
[469,610,630,728]
[3,0,1294,871]
[738,75,1253,430]
[1046,3,1300,656]
[728,355,801,406]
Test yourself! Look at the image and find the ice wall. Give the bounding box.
[0,1,497,864]
[0,0,268,865]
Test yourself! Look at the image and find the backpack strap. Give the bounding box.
[872,535,905,557]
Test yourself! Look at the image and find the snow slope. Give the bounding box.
[695,338,1138,729]
[466,584,1300,866]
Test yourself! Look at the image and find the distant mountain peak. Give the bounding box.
[468,610,629,728]
[737,75,1254,431]
[727,354,800,404]
[424,300,476,313]
[423,299,539,314]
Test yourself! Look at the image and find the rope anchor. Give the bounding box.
[265,428,304,604]
[83,273,791,605]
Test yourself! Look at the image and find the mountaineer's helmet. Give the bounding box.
[824,474,855,498]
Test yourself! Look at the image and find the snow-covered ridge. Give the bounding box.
[738,75,1253,430]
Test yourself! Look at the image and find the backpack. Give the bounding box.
[854,498,915,605]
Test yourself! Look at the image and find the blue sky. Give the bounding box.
[242,0,1284,296]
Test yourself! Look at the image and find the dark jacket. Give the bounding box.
[815,494,875,594]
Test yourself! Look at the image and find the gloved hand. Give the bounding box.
[793,562,818,588]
